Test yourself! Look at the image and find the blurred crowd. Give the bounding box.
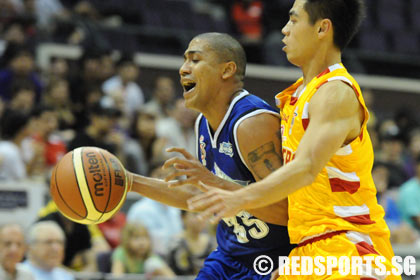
[1,0,420,279]
[0,1,210,278]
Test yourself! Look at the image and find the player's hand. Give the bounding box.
[162,147,231,189]
[187,182,244,223]
[270,268,279,280]
[126,171,134,192]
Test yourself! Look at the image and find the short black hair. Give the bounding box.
[30,104,55,119]
[89,102,121,118]
[10,79,35,96]
[193,32,247,81]
[0,109,30,140]
[116,53,135,68]
[304,0,366,50]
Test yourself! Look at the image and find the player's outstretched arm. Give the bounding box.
[128,172,201,210]
[162,147,241,191]
[188,81,364,222]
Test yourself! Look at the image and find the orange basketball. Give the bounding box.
[50,146,129,224]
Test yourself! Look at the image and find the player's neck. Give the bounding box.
[204,86,243,132]
[301,48,341,86]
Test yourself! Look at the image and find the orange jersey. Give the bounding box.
[276,64,391,246]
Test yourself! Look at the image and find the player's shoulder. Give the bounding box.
[315,79,358,103]
[311,80,360,116]
[237,111,280,130]
[236,112,281,145]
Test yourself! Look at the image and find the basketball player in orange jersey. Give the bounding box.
[184,0,401,279]
[128,32,294,279]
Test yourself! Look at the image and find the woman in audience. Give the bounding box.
[111,222,175,277]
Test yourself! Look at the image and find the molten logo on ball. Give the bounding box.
[50,147,129,225]
[109,157,124,187]
[86,152,105,197]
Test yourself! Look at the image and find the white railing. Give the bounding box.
[0,181,48,229]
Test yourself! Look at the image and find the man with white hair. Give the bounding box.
[21,221,74,280]
[0,223,34,280]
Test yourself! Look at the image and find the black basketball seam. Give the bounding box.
[54,153,87,220]
[72,148,97,223]
[81,147,103,215]
[98,150,112,220]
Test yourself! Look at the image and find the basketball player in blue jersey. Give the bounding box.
[127,32,293,279]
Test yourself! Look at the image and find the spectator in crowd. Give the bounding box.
[43,78,76,130]
[13,0,69,30]
[67,102,122,155]
[0,99,4,118]
[0,223,34,280]
[21,221,74,280]
[71,0,100,21]
[37,209,94,270]
[8,81,36,114]
[72,85,104,129]
[0,17,37,54]
[123,109,167,176]
[21,105,66,179]
[102,55,144,120]
[373,162,401,228]
[394,108,418,145]
[168,211,215,275]
[97,212,126,249]
[398,156,420,233]
[0,44,43,103]
[46,57,70,81]
[69,50,104,107]
[375,119,409,187]
[157,98,197,157]
[38,201,111,271]
[404,128,420,178]
[127,166,183,257]
[111,222,175,277]
[142,76,176,118]
[0,109,32,181]
[127,197,183,259]
[1,21,27,48]
[99,51,116,83]
[0,0,20,25]
[230,0,264,41]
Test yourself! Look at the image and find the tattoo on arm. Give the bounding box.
[276,129,282,140]
[247,142,282,180]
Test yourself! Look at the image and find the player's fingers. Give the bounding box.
[164,169,196,182]
[198,203,225,222]
[162,157,193,170]
[187,190,218,210]
[196,181,210,192]
[167,177,199,188]
[166,147,194,160]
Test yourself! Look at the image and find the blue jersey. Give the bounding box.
[195,90,293,269]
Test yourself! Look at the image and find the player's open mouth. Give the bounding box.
[183,82,196,93]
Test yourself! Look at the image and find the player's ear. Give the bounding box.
[317,18,332,39]
[222,61,237,80]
